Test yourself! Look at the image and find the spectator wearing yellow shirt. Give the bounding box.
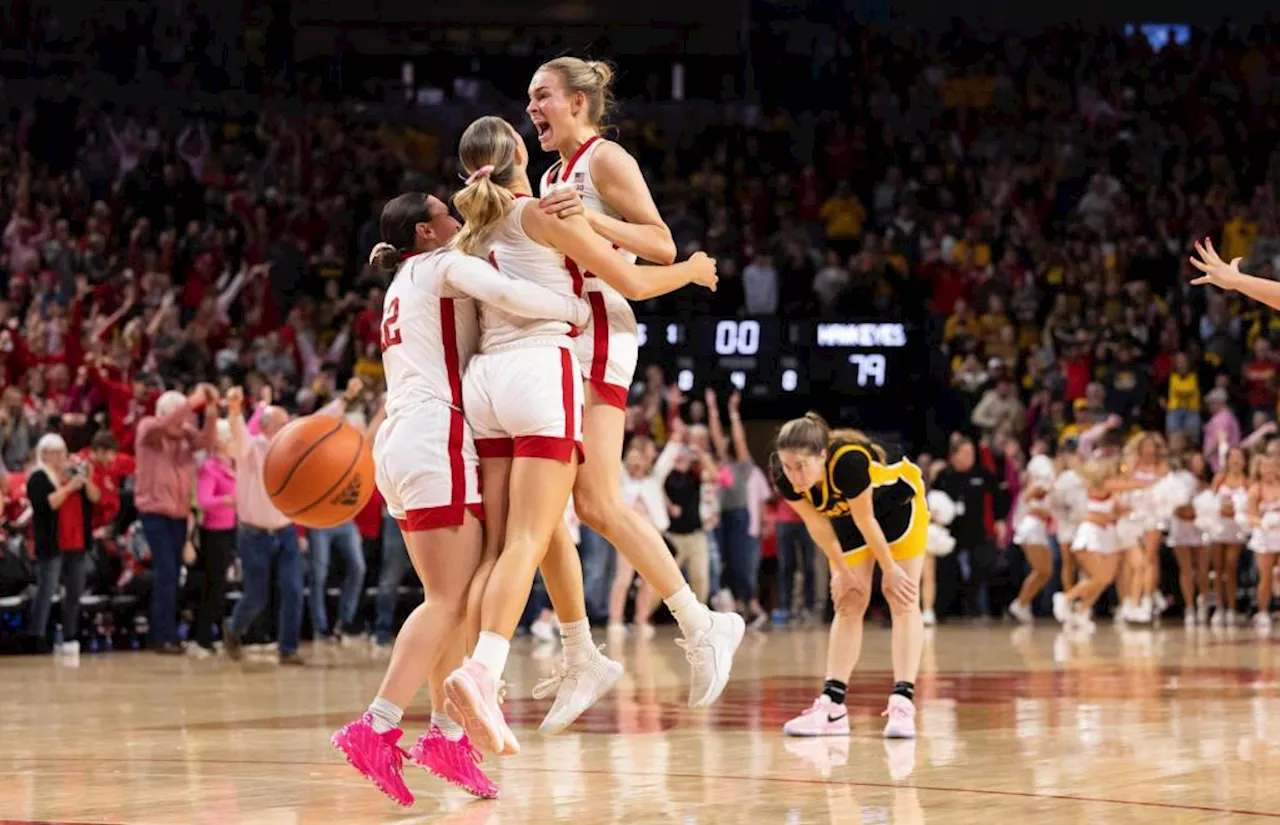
[1222,205,1259,264]
[1163,352,1202,436]
[950,225,991,269]
[943,298,980,343]
[978,295,1011,352]
[819,181,866,257]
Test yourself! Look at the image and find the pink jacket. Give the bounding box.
[196,456,237,531]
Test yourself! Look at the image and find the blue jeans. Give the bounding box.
[308,522,366,634]
[140,514,186,646]
[230,525,304,656]
[1165,409,1201,435]
[577,525,614,619]
[775,522,816,613]
[718,508,758,603]
[375,515,411,642]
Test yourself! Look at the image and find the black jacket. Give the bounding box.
[27,470,94,561]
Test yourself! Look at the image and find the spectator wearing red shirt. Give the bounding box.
[81,430,136,534]
[1241,338,1278,419]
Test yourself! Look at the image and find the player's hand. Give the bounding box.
[728,390,741,415]
[344,376,364,401]
[1189,237,1243,290]
[259,383,274,406]
[684,251,718,291]
[830,563,864,610]
[226,387,245,415]
[881,563,919,610]
[539,185,586,220]
[183,541,197,566]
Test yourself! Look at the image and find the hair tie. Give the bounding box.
[465,164,495,185]
[369,242,397,265]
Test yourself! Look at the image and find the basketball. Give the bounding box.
[263,415,375,529]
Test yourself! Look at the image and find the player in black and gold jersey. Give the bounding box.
[772,412,927,739]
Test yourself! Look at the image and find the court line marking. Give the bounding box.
[4,757,1277,819]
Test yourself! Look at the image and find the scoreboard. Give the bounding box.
[633,316,929,411]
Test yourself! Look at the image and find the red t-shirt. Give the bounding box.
[774,496,804,524]
[57,491,86,552]
[1242,358,1277,410]
[82,450,137,529]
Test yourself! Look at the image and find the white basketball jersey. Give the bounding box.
[380,248,480,417]
[540,137,639,336]
[478,196,578,352]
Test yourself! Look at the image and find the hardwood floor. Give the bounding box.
[2,622,1278,823]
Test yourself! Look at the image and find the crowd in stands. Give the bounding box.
[8,12,1280,654]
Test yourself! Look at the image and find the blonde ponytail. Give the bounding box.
[453,116,521,258]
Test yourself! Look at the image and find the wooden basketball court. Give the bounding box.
[2,624,1277,823]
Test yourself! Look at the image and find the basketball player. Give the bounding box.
[331,191,594,805]
[440,115,718,756]
[771,413,927,739]
[526,56,747,718]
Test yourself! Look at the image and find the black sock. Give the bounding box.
[892,680,915,702]
[822,679,847,705]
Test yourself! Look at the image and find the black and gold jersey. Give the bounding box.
[774,441,924,554]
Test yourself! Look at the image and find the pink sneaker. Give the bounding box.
[782,695,850,737]
[882,694,916,739]
[330,714,413,806]
[409,726,499,799]
[443,659,520,757]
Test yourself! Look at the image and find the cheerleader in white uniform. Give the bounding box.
[1246,454,1280,630]
[1208,447,1251,627]
[1050,445,1088,596]
[1008,453,1056,624]
[1161,451,1208,626]
[1117,432,1169,623]
[1056,459,1125,632]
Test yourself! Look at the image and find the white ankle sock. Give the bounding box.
[472,631,511,677]
[559,618,594,665]
[432,710,464,741]
[368,697,403,733]
[665,585,712,636]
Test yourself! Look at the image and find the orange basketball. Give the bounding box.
[263,416,375,529]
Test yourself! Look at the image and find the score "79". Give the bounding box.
[848,354,886,387]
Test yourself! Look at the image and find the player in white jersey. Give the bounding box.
[332,192,591,806]
[439,115,719,756]
[525,56,748,713]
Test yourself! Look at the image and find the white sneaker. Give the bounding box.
[1153,592,1169,615]
[57,640,80,656]
[533,645,624,735]
[1008,601,1033,625]
[531,618,557,643]
[1210,608,1226,628]
[921,609,936,627]
[1184,612,1196,628]
[677,611,745,708]
[1226,609,1239,627]
[1255,613,1272,633]
[882,694,916,739]
[1052,592,1070,623]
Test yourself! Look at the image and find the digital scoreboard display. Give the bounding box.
[633,316,925,403]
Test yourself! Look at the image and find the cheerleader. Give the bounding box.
[1050,443,1087,596]
[1008,451,1056,623]
[1162,451,1207,626]
[1208,447,1251,627]
[1055,459,1124,632]
[1246,454,1280,630]
[923,469,956,628]
[1116,432,1169,623]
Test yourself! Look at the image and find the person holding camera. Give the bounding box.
[26,433,99,655]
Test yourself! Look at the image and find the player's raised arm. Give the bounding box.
[443,253,590,327]
[1191,237,1280,309]
[523,205,716,301]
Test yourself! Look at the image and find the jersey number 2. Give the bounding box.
[381,298,403,350]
